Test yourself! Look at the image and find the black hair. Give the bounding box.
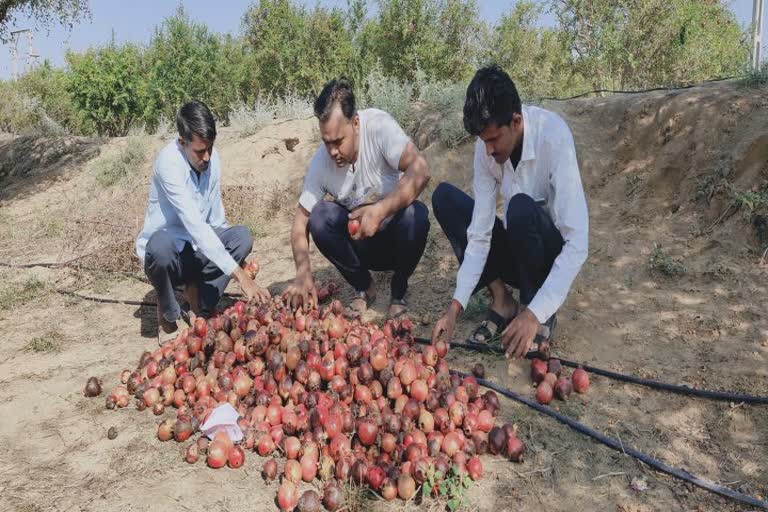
[177,100,217,142]
[463,65,522,136]
[314,79,356,122]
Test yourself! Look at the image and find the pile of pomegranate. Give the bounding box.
[529,357,590,405]
[92,295,531,511]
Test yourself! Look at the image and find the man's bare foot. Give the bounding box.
[346,282,376,319]
[488,279,520,320]
[387,299,408,320]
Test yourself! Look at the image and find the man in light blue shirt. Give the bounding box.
[136,101,270,342]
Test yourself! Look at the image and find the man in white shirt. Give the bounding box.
[136,101,270,342]
[282,79,431,318]
[431,65,588,358]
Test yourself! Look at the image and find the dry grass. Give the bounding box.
[23,329,64,353]
[0,276,46,310]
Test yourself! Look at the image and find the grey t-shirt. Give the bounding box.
[299,108,410,213]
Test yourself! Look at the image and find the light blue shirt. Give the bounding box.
[135,140,238,276]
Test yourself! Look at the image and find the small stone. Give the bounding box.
[420,313,432,326]
[107,427,118,440]
[630,477,648,492]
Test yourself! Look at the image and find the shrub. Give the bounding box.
[67,43,148,136]
[95,136,148,187]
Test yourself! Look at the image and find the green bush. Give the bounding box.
[361,67,415,131]
[66,43,148,136]
[367,0,481,83]
[144,7,246,129]
[0,82,41,134]
[16,61,92,134]
[485,2,583,100]
[242,0,360,98]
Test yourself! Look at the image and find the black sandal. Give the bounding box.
[534,314,557,345]
[468,309,511,345]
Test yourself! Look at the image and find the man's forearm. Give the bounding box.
[291,211,313,278]
[378,161,430,218]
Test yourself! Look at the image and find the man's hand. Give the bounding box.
[233,267,271,304]
[281,273,318,310]
[501,307,541,359]
[348,203,386,240]
[432,300,462,343]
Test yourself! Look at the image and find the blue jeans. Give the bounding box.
[431,182,563,305]
[144,225,253,321]
[308,200,430,300]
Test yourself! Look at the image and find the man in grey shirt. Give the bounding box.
[136,101,270,343]
[283,79,431,319]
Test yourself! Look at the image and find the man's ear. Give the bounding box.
[352,113,360,129]
[178,136,186,147]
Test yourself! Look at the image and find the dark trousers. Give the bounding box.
[144,225,253,321]
[308,200,430,300]
[431,182,563,306]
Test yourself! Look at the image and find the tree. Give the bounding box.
[368,0,481,83]
[550,0,749,91]
[0,0,89,42]
[66,43,147,136]
[242,0,359,98]
[144,7,244,128]
[485,1,582,99]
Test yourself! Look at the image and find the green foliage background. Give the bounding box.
[0,0,751,137]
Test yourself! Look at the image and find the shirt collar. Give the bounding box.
[520,105,536,163]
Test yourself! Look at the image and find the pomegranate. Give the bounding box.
[555,377,573,400]
[530,358,547,384]
[467,455,483,480]
[262,458,278,481]
[228,445,245,469]
[297,490,321,512]
[284,459,301,483]
[505,436,525,462]
[207,440,228,468]
[277,479,299,511]
[185,442,199,463]
[397,473,416,500]
[572,368,590,393]
[322,482,343,511]
[83,377,102,397]
[548,358,562,376]
[347,219,360,236]
[536,382,554,405]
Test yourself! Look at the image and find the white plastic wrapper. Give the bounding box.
[200,403,243,442]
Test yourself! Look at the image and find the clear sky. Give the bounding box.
[0,0,764,79]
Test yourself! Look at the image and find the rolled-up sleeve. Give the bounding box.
[155,160,238,276]
[452,140,499,309]
[527,127,589,323]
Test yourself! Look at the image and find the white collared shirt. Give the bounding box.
[135,140,238,276]
[453,105,589,323]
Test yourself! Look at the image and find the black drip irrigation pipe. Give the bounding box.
[54,290,245,308]
[414,337,768,405]
[537,74,742,101]
[454,370,768,511]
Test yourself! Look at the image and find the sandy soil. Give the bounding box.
[0,81,767,512]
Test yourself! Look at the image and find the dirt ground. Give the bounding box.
[0,81,767,512]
